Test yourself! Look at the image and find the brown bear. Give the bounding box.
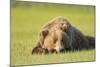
[32,16,95,54]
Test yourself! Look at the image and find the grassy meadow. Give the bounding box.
[11,1,95,66]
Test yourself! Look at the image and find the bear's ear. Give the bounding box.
[61,20,70,32]
[41,29,48,37]
[39,29,48,45]
[61,23,67,31]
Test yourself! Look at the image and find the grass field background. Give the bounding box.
[11,1,95,66]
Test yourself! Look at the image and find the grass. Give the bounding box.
[11,1,95,66]
[11,50,95,66]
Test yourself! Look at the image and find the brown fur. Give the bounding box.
[32,16,95,54]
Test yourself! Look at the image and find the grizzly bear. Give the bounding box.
[32,16,95,54]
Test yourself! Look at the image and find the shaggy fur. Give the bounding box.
[32,16,95,54]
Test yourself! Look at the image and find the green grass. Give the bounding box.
[11,2,95,66]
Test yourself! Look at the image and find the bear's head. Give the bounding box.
[37,17,71,53]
